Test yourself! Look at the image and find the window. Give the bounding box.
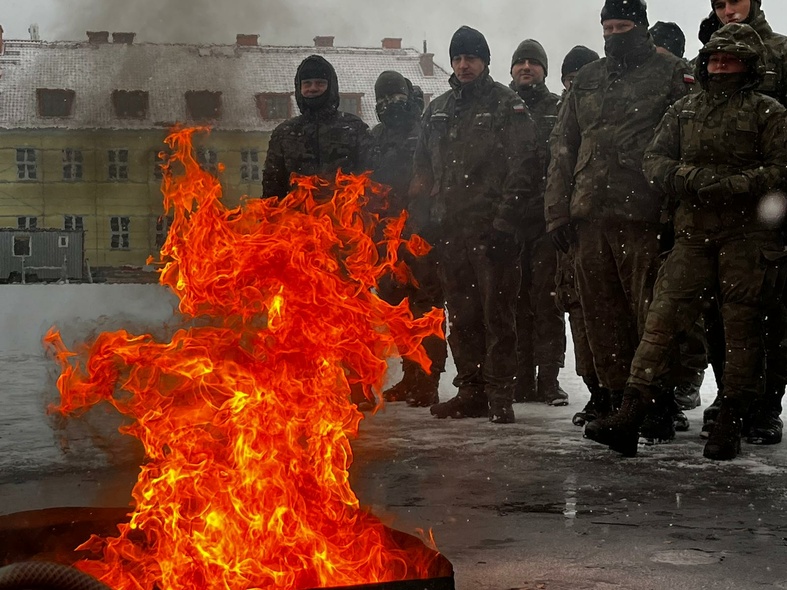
[256,93,291,120]
[240,150,260,182]
[108,149,129,181]
[339,94,362,117]
[112,90,149,119]
[64,215,84,231]
[156,215,173,250]
[17,216,37,230]
[13,235,31,257]
[110,216,130,250]
[196,148,218,175]
[62,149,83,181]
[37,89,76,117]
[16,148,37,180]
[185,91,222,121]
[58,236,69,248]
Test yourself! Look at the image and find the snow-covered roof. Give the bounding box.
[0,37,451,131]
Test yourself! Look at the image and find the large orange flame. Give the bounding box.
[44,127,445,590]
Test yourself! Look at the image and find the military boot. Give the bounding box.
[584,385,653,457]
[639,395,677,445]
[488,386,516,424]
[701,394,723,439]
[514,365,538,403]
[674,380,702,410]
[430,388,488,420]
[704,400,745,461]
[405,369,441,408]
[747,389,784,446]
[572,376,612,427]
[537,365,569,407]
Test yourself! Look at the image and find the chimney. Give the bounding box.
[420,53,435,77]
[112,32,136,45]
[87,31,110,45]
[382,37,402,50]
[236,34,259,47]
[0,25,4,56]
[314,36,334,48]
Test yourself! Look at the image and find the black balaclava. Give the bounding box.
[294,55,339,114]
[604,25,650,59]
[601,0,651,60]
[374,71,417,128]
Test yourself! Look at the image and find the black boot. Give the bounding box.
[639,396,677,445]
[538,365,569,407]
[701,394,722,439]
[572,376,611,427]
[430,389,488,419]
[674,380,702,410]
[584,385,653,457]
[747,390,784,445]
[405,368,441,407]
[704,400,744,461]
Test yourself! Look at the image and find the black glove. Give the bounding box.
[549,224,576,254]
[672,167,717,198]
[697,174,750,204]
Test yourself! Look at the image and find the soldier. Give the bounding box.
[508,39,567,406]
[369,71,448,408]
[262,55,370,198]
[545,0,694,441]
[698,0,787,446]
[560,46,600,91]
[650,21,686,59]
[585,23,787,460]
[410,25,540,424]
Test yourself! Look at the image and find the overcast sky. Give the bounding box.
[5,0,787,92]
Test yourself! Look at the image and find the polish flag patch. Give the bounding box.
[513,103,527,113]
[684,73,696,84]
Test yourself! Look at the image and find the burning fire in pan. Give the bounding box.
[44,127,446,590]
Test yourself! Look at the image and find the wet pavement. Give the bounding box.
[1,285,786,589]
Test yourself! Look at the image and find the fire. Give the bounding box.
[44,127,445,590]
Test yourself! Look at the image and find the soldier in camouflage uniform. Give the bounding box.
[508,39,567,407]
[545,0,693,437]
[369,71,448,408]
[410,26,540,424]
[586,23,787,460]
[696,0,787,446]
[262,55,370,198]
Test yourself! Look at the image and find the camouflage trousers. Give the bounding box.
[574,220,661,391]
[629,232,782,403]
[434,232,520,405]
[377,251,448,376]
[555,250,595,379]
[517,228,566,378]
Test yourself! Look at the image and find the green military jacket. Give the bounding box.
[410,71,540,236]
[742,11,787,105]
[545,40,693,232]
[369,118,421,215]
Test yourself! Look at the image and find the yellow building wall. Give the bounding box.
[0,129,271,269]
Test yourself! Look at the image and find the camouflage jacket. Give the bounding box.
[511,82,560,223]
[368,117,421,215]
[262,56,371,199]
[410,71,540,237]
[645,25,787,237]
[545,40,693,232]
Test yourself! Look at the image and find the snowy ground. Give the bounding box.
[1,284,786,588]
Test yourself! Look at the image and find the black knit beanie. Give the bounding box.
[600,0,649,27]
[375,71,410,100]
[449,26,491,65]
[561,45,600,81]
[650,21,686,58]
[510,39,549,76]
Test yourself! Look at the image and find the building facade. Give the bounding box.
[0,32,448,269]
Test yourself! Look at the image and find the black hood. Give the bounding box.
[294,55,340,115]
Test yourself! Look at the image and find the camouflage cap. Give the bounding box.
[699,22,765,65]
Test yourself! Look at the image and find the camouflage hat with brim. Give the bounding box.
[699,22,764,64]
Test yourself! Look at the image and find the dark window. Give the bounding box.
[196,148,218,175]
[16,148,37,180]
[64,215,84,231]
[185,91,222,121]
[110,216,130,250]
[37,89,76,117]
[62,149,83,181]
[108,149,129,181]
[156,215,173,250]
[13,235,31,257]
[112,90,149,119]
[240,149,260,182]
[154,151,167,180]
[256,94,291,120]
[339,94,362,117]
[17,216,37,230]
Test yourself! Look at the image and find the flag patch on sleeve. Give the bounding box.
[684,73,696,84]
[513,103,527,113]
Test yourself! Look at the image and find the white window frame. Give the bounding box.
[64,215,84,231]
[12,235,31,257]
[17,216,37,230]
[196,148,219,175]
[16,148,37,180]
[108,149,129,181]
[62,148,83,181]
[109,216,130,250]
[240,149,260,182]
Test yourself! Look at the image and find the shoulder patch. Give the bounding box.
[684,73,696,85]
[513,103,528,114]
